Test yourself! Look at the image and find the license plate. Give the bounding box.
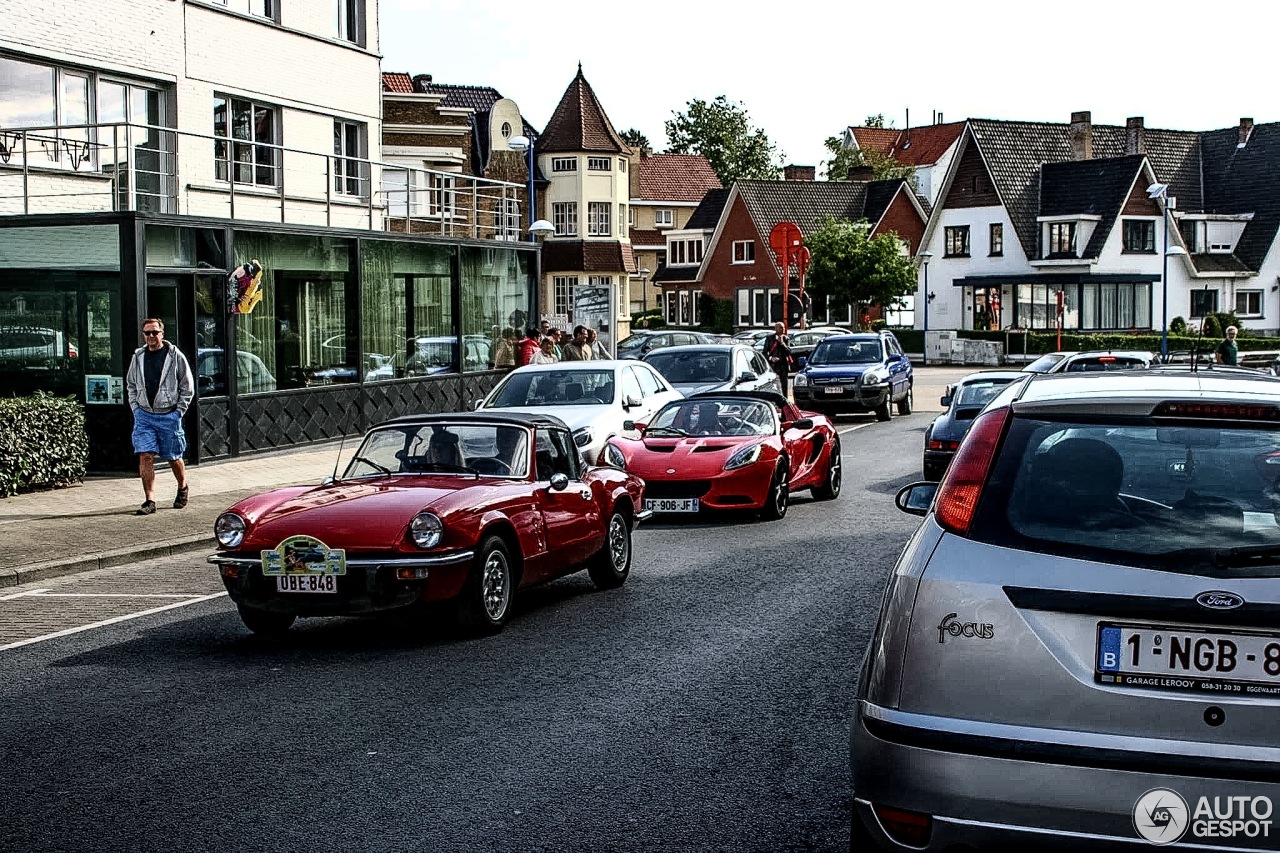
[644,498,700,513]
[277,574,338,594]
[1096,623,1280,695]
[823,386,844,395]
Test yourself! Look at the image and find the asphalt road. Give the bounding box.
[0,402,947,853]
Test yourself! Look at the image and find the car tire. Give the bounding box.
[875,394,893,422]
[237,606,295,636]
[456,534,513,635]
[813,437,842,501]
[761,463,790,520]
[897,383,913,415]
[587,509,632,590]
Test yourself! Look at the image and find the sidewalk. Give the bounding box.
[0,441,345,588]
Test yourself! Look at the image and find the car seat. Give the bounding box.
[564,382,584,401]
[1028,438,1134,528]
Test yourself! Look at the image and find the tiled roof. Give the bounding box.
[418,80,506,112]
[636,153,721,202]
[1040,155,1145,258]
[686,188,731,230]
[628,229,666,248]
[849,127,898,157]
[541,241,630,274]
[382,72,414,94]
[865,180,904,224]
[653,263,698,284]
[1199,122,1280,272]
[538,67,630,155]
[846,123,966,167]
[1190,253,1252,274]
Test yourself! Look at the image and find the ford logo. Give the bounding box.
[1195,591,1245,610]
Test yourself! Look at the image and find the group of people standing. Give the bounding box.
[495,321,603,368]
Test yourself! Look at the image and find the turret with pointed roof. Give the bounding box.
[538,64,631,155]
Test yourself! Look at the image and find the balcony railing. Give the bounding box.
[0,122,527,239]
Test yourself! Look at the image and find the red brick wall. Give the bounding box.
[872,188,925,253]
[692,195,778,302]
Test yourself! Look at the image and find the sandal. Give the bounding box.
[136,500,157,516]
[173,486,189,509]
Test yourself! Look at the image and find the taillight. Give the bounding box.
[935,406,1010,536]
[927,439,961,451]
[872,804,932,847]
[1154,401,1280,421]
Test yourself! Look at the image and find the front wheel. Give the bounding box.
[874,393,893,422]
[761,464,790,520]
[237,606,295,636]
[587,510,632,589]
[813,437,842,501]
[897,383,913,415]
[456,535,513,635]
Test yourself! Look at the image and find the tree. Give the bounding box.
[821,135,917,185]
[665,95,780,184]
[804,217,918,317]
[863,113,891,129]
[620,128,651,154]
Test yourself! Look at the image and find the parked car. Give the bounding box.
[208,412,649,635]
[477,360,683,467]
[791,332,913,421]
[922,370,1025,480]
[852,368,1280,850]
[784,328,849,365]
[404,335,492,376]
[642,344,781,396]
[1023,349,1155,373]
[616,330,718,360]
[0,325,77,365]
[196,348,277,396]
[732,329,772,345]
[604,390,841,520]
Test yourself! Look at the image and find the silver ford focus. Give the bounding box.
[851,368,1280,850]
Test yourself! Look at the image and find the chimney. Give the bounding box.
[784,164,816,182]
[1069,111,1093,160]
[412,73,433,91]
[1239,117,1255,147]
[1125,116,1145,155]
[846,165,875,182]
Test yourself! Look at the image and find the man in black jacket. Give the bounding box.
[762,321,793,397]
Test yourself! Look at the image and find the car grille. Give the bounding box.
[644,480,711,499]
[811,376,858,386]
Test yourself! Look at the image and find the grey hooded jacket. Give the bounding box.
[126,341,195,415]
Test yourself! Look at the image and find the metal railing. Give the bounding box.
[0,121,526,238]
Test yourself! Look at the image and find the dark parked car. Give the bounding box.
[922,370,1025,480]
[791,332,913,421]
[1023,350,1155,374]
[617,330,718,360]
[642,344,781,396]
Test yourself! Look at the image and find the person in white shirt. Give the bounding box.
[530,337,560,365]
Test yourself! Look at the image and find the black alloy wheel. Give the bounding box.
[761,463,790,520]
[813,437,842,501]
[897,383,913,415]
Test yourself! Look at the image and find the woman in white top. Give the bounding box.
[530,337,560,365]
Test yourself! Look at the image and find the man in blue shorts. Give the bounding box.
[125,318,195,515]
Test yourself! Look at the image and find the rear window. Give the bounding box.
[1063,356,1147,372]
[956,379,1015,408]
[971,415,1280,576]
[1024,353,1066,373]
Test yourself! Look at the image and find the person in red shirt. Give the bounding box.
[516,328,540,367]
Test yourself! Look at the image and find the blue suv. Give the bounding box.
[792,331,913,421]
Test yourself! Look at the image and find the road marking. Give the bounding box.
[0,591,228,652]
[0,589,50,601]
[27,593,208,599]
[837,422,874,435]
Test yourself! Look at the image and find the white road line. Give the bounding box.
[27,593,209,599]
[0,589,51,601]
[837,422,874,435]
[0,591,228,652]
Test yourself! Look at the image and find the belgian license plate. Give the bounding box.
[277,574,338,594]
[1096,623,1280,695]
[823,386,843,395]
[644,498,699,513]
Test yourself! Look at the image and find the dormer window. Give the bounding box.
[1122,220,1156,253]
[1048,222,1077,256]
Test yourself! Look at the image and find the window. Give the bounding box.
[944,226,970,257]
[551,157,577,172]
[654,209,674,227]
[588,275,611,289]
[588,202,611,237]
[553,276,577,316]
[1048,222,1077,256]
[619,204,627,232]
[627,206,634,227]
[679,291,691,325]
[336,0,363,45]
[427,173,455,218]
[732,240,755,264]
[665,293,678,324]
[214,96,279,186]
[669,239,703,266]
[588,157,611,171]
[1236,290,1263,317]
[552,202,578,236]
[619,159,627,173]
[1180,219,1200,253]
[1190,289,1219,318]
[333,120,366,197]
[691,289,702,324]
[1122,220,1156,253]
[737,287,781,327]
[989,223,1003,257]
[500,121,512,139]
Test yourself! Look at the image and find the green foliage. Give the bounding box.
[805,217,918,317]
[665,95,781,184]
[957,329,1275,357]
[1211,311,1243,336]
[1169,316,1188,335]
[620,128,651,154]
[863,113,890,129]
[1202,313,1223,338]
[0,393,88,498]
[697,294,735,334]
[631,308,666,331]
[821,135,916,186]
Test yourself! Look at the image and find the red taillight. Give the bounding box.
[927,440,961,451]
[872,804,933,847]
[1154,401,1280,421]
[935,406,1010,536]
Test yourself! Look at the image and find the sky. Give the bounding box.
[380,0,1272,171]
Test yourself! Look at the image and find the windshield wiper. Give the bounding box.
[348,455,391,476]
[644,426,689,437]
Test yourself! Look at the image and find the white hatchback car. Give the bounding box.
[477,360,682,466]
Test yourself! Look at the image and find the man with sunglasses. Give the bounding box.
[125,318,194,515]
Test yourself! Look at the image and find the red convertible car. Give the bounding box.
[603,391,842,520]
[208,412,648,635]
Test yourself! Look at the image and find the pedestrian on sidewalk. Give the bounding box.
[562,325,593,361]
[516,327,540,367]
[585,327,601,358]
[126,318,194,515]
[531,336,560,364]
[763,321,793,397]
[1215,325,1239,366]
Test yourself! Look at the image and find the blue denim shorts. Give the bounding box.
[132,408,187,461]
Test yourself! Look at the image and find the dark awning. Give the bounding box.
[952,273,1161,287]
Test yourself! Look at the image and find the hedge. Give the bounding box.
[0,393,88,498]
[885,328,1276,357]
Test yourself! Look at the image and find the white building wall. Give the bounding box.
[918,205,1025,330]
[2,0,184,80]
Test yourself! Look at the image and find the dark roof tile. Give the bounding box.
[537,67,629,155]
[1040,155,1145,258]
[541,241,630,274]
[686,188,731,230]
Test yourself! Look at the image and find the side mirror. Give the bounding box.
[622,419,635,431]
[321,475,336,486]
[895,482,939,516]
[940,394,953,407]
[888,353,903,362]
[549,472,570,492]
[736,371,756,385]
[797,356,808,370]
[623,393,642,409]
[790,417,814,430]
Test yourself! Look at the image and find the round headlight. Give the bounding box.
[793,373,808,387]
[604,443,627,470]
[410,512,443,549]
[214,512,246,548]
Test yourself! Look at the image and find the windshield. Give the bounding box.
[1024,353,1067,373]
[407,340,454,368]
[973,416,1280,576]
[809,339,882,366]
[645,350,731,384]
[617,335,650,352]
[1063,356,1148,373]
[488,369,616,406]
[647,399,777,437]
[956,379,1017,409]
[343,423,529,478]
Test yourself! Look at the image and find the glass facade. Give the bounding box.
[361,240,453,379]
[1011,282,1151,330]
[460,246,531,373]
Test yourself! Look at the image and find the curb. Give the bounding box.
[0,534,214,589]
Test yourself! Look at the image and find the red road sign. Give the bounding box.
[794,246,811,277]
[769,222,803,262]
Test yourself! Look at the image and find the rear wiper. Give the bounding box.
[644,427,689,437]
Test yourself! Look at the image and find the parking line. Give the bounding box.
[30,593,209,599]
[837,422,874,435]
[0,589,50,601]
[0,591,228,652]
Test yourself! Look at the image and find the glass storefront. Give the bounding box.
[1011,282,1150,331]
[460,246,530,374]
[361,240,453,379]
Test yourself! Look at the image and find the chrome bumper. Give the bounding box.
[207,550,475,570]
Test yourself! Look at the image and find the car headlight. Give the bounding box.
[214,512,246,548]
[724,442,764,471]
[862,369,888,385]
[410,513,443,549]
[793,373,808,387]
[573,427,594,448]
[603,443,627,470]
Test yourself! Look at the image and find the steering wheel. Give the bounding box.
[468,457,512,476]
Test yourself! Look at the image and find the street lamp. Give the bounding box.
[636,266,651,316]
[508,134,537,243]
[918,250,933,365]
[1147,182,1182,361]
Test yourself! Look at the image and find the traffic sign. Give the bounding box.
[769,222,802,263]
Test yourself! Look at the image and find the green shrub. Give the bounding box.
[1169,316,1188,335]
[0,393,88,498]
[631,309,665,331]
[696,294,735,335]
[1201,314,1223,338]
[1212,311,1243,335]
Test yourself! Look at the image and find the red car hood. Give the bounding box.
[230,478,472,551]
[621,436,764,478]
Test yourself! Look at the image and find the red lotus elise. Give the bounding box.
[208,412,648,635]
[603,391,842,520]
